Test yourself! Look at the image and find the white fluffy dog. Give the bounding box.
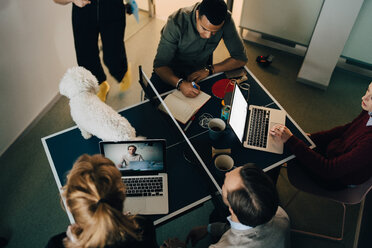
[59,66,137,141]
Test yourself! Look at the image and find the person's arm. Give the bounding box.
[310,111,364,147]
[212,57,246,75]
[187,57,246,84]
[154,14,201,98]
[187,14,247,84]
[309,125,350,153]
[286,135,372,180]
[53,0,91,8]
[219,13,248,71]
[154,66,200,98]
[271,124,372,181]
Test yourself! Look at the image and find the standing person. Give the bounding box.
[118,145,144,168]
[270,81,372,188]
[53,0,132,102]
[152,0,248,98]
[160,164,290,248]
[45,154,158,248]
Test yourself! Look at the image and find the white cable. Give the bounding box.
[142,71,222,193]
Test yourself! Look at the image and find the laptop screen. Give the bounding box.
[99,139,166,175]
[138,65,161,107]
[228,84,248,143]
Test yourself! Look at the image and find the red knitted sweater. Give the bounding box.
[286,110,372,185]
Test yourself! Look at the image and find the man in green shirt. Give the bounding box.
[151,0,248,98]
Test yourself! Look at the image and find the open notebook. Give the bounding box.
[158,90,211,124]
[138,65,210,124]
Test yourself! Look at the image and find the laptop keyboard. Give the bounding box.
[247,107,270,148]
[123,176,164,197]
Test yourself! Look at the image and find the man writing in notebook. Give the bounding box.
[151,0,248,98]
[160,164,290,248]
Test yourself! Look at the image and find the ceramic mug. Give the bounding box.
[208,118,226,140]
[214,154,234,172]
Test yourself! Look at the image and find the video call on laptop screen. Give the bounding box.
[99,139,166,174]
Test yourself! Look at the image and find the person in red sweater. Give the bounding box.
[270,82,372,187]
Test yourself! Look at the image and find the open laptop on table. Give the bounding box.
[228,83,286,154]
[138,65,162,106]
[99,139,169,215]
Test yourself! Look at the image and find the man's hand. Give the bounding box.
[187,68,209,83]
[160,238,186,248]
[179,81,200,98]
[269,124,293,143]
[186,225,208,247]
[72,0,91,8]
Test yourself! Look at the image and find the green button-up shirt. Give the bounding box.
[153,3,248,78]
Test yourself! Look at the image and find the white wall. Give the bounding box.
[154,0,199,21]
[136,0,149,11]
[0,0,76,155]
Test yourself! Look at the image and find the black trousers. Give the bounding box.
[72,0,128,84]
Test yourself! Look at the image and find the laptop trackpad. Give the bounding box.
[268,122,284,154]
[124,197,146,214]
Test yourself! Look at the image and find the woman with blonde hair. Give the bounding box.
[46,154,157,248]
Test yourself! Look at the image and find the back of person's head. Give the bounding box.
[62,154,141,248]
[198,0,227,25]
[227,163,279,227]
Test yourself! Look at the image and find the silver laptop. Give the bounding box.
[228,84,286,154]
[99,139,169,215]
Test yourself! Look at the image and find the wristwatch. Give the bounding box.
[176,78,184,91]
[206,64,214,76]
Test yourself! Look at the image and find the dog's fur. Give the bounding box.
[59,66,137,141]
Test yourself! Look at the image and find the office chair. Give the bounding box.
[285,163,372,245]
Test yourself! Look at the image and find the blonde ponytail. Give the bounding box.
[62,154,142,248]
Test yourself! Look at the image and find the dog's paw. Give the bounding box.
[80,129,92,139]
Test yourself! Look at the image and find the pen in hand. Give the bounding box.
[191,81,198,89]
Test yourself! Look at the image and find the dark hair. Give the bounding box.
[227,164,279,227]
[128,145,137,151]
[198,0,227,25]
